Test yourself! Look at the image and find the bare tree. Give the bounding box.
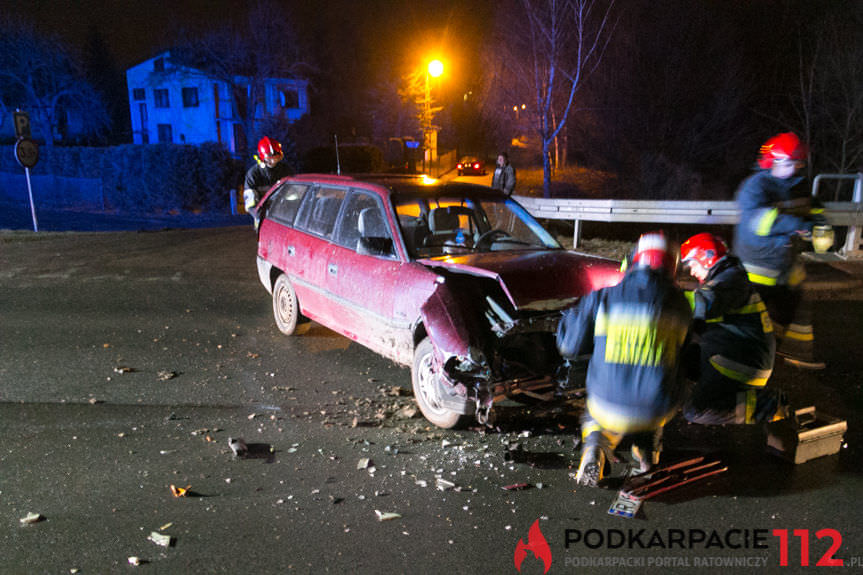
[487,0,616,197]
[170,0,311,156]
[0,15,108,149]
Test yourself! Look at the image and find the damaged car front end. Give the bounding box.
[414,251,622,428]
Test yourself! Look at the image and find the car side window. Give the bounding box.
[294,186,346,239]
[335,191,390,250]
[266,183,308,226]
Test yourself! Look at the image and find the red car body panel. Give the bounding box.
[256,174,623,411]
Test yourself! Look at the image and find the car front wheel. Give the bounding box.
[412,338,470,429]
[273,274,302,335]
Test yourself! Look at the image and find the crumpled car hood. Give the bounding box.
[418,250,622,311]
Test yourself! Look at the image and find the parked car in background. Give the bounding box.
[457,156,486,176]
[254,174,622,428]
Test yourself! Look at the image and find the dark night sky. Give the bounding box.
[2,0,493,98]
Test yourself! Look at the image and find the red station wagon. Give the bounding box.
[255,174,622,428]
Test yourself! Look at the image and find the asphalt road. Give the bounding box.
[1,226,862,574]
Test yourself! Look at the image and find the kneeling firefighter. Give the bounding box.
[556,232,692,486]
[680,233,790,425]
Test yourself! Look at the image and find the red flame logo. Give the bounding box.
[514,519,552,573]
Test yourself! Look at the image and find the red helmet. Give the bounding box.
[681,233,727,270]
[758,132,807,169]
[257,137,283,161]
[631,232,676,273]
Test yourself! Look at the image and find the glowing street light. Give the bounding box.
[424,58,444,174]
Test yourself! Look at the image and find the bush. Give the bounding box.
[0,143,243,213]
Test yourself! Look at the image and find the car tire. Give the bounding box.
[273,274,302,335]
[412,338,470,429]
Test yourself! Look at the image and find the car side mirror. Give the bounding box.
[357,236,394,257]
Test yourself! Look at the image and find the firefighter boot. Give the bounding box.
[630,444,660,475]
[575,445,606,487]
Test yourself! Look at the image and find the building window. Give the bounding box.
[157,124,173,143]
[133,88,145,101]
[154,89,170,108]
[279,87,299,109]
[154,57,165,72]
[182,87,199,108]
[138,103,149,144]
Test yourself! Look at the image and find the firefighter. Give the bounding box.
[557,232,692,486]
[733,132,827,369]
[243,136,293,225]
[680,233,790,425]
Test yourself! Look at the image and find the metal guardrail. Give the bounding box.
[516,172,863,257]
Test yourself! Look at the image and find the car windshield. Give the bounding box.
[393,193,561,259]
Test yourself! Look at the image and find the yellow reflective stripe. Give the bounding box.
[595,304,607,336]
[603,311,686,367]
[581,421,604,441]
[587,397,675,434]
[728,300,767,315]
[709,354,772,386]
[756,208,779,236]
[788,263,806,286]
[706,316,723,323]
[747,271,778,286]
[745,390,757,424]
[785,323,814,342]
[684,290,695,311]
[811,207,825,214]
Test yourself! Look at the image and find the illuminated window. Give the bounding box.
[182,87,199,108]
[157,124,173,143]
[154,89,170,108]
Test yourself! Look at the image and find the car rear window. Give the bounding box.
[335,191,390,249]
[266,183,308,226]
[295,186,347,239]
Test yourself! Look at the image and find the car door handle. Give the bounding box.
[328,263,338,276]
[287,245,295,256]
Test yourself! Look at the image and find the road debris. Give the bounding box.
[157,370,178,381]
[170,484,191,498]
[375,510,401,521]
[502,483,530,491]
[19,512,44,525]
[357,457,372,470]
[436,478,457,491]
[228,437,248,458]
[128,557,143,566]
[113,366,135,374]
[147,531,173,547]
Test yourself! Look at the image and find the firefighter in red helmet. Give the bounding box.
[680,232,790,424]
[732,132,828,369]
[557,232,692,486]
[243,136,293,225]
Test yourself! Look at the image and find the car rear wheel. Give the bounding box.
[273,274,302,335]
[412,338,470,429]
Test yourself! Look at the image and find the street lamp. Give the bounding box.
[424,59,444,174]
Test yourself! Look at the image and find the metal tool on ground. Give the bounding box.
[766,406,847,464]
[608,456,727,519]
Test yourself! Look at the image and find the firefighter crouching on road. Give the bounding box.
[680,233,791,425]
[556,232,692,487]
[733,132,828,370]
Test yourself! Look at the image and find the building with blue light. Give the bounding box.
[126,51,309,154]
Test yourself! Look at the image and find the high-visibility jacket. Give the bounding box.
[691,255,776,387]
[556,267,692,432]
[733,170,824,287]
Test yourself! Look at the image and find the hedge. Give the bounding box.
[0,143,244,213]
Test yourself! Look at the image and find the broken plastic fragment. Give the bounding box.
[170,484,191,498]
[502,483,530,491]
[128,557,142,566]
[375,510,401,521]
[147,531,173,547]
[19,512,44,524]
[357,457,371,470]
[436,478,456,491]
[157,370,178,381]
